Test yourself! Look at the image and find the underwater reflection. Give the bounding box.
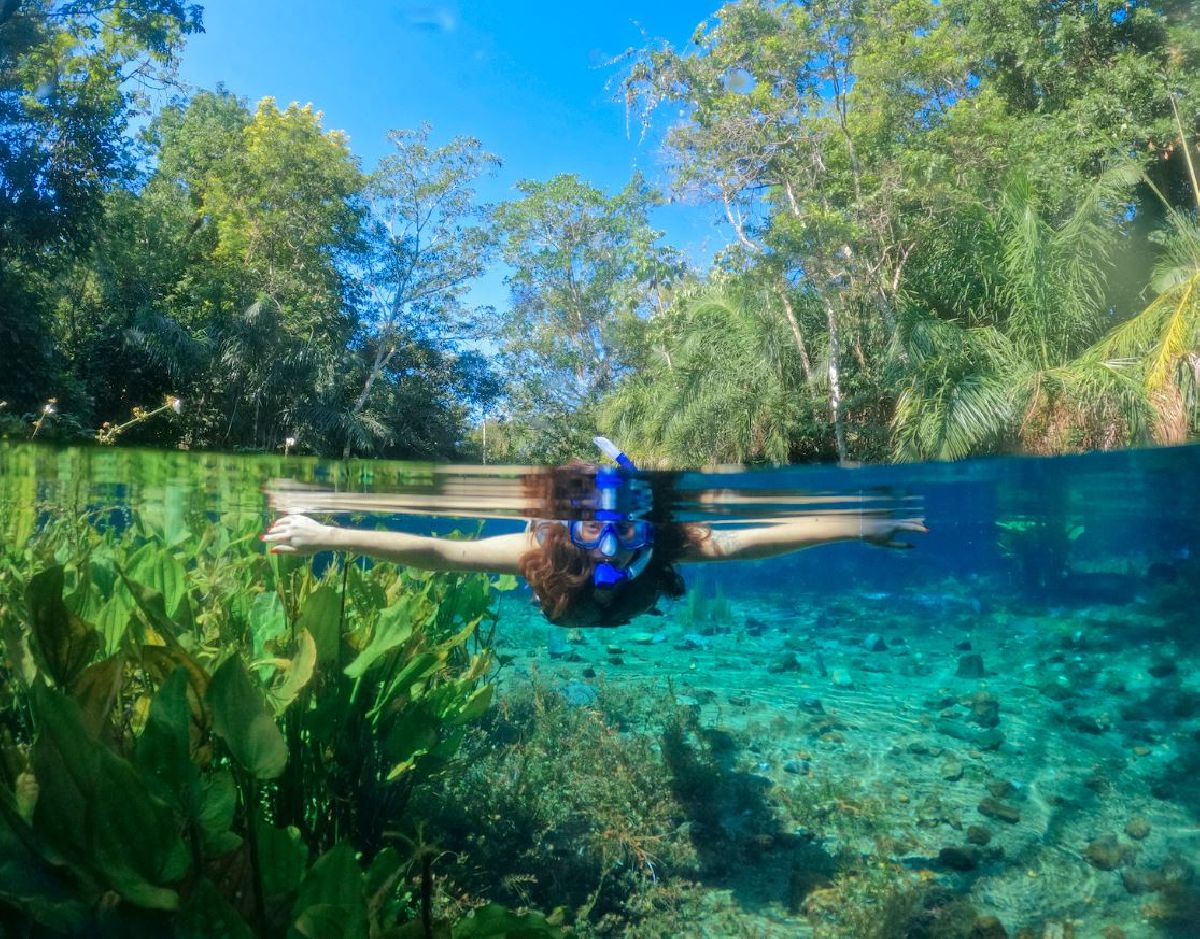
[266,461,924,629]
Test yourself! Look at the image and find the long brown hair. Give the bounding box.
[517,463,708,628]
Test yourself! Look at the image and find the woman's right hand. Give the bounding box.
[262,514,337,555]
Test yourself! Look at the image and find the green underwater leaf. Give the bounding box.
[256,820,309,901]
[492,574,519,592]
[95,590,134,655]
[136,667,198,813]
[291,842,368,939]
[0,788,89,932]
[268,629,318,715]
[450,684,493,725]
[451,903,563,938]
[30,682,189,910]
[118,567,180,645]
[70,655,125,737]
[177,877,255,939]
[249,590,288,659]
[208,656,289,779]
[344,600,414,679]
[127,541,189,621]
[26,566,100,688]
[299,583,343,664]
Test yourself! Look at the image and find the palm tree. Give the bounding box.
[891,165,1147,460]
[1094,208,1200,443]
[600,284,824,466]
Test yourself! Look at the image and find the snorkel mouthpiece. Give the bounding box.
[594,562,626,588]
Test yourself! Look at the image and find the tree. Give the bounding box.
[77,91,367,451]
[1096,186,1200,443]
[0,0,202,411]
[346,125,500,457]
[891,166,1150,459]
[621,0,971,461]
[492,173,682,462]
[600,280,828,465]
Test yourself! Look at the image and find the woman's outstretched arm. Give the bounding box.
[680,513,926,563]
[262,514,528,575]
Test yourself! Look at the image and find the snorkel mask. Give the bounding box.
[569,437,654,589]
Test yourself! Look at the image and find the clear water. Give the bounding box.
[2,441,1198,937]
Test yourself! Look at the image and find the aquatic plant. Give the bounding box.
[415,678,701,933]
[96,395,184,445]
[0,503,557,936]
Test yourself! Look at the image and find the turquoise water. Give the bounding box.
[2,442,1199,936]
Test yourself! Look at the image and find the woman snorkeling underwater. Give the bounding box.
[262,438,926,628]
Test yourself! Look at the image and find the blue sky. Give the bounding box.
[175,1,727,309]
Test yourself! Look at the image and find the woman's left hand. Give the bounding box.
[261,514,337,555]
[860,516,927,549]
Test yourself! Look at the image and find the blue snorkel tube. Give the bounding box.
[585,437,652,589]
[593,436,637,471]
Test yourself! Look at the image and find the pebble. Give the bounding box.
[547,632,571,659]
[830,669,855,688]
[969,916,1008,939]
[966,825,992,845]
[940,760,965,781]
[1083,834,1129,871]
[768,651,802,674]
[1124,816,1151,840]
[1121,869,1151,894]
[956,653,985,678]
[977,798,1021,824]
[967,691,1000,728]
[1147,659,1177,678]
[938,845,981,871]
[799,695,825,714]
[783,759,810,775]
[1066,711,1110,734]
[864,632,887,652]
[559,682,598,707]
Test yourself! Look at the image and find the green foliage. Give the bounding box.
[491,173,684,462]
[600,282,829,465]
[0,458,538,935]
[616,0,1200,462]
[0,0,201,414]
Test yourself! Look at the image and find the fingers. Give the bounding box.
[261,515,303,551]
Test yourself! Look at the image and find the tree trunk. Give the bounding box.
[825,301,847,462]
[779,289,813,383]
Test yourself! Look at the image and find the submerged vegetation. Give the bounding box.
[0,447,562,934]
[1,1,1197,464]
